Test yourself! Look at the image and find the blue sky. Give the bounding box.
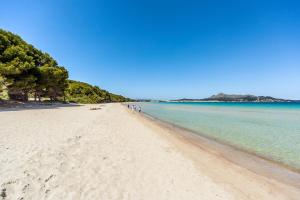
[1,0,300,99]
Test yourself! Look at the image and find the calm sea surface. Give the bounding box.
[137,102,300,170]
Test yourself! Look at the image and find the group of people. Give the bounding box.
[127,104,142,112]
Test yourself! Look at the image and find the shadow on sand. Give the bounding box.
[0,102,82,112]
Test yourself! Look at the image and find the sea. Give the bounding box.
[136,102,300,170]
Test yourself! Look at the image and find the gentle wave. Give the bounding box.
[137,102,300,170]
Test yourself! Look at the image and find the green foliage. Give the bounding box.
[65,80,103,103]
[0,75,6,99]
[65,80,131,104]
[0,29,68,101]
[0,29,130,103]
[38,65,68,100]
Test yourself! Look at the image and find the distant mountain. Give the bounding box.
[135,99,167,102]
[173,93,292,102]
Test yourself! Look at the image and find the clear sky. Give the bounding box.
[1,0,300,99]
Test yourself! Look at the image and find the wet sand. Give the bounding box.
[0,103,299,199]
[138,111,300,187]
[129,105,300,199]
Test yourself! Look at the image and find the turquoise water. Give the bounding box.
[137,102,300,170]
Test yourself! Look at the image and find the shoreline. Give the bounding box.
[1,103,239,199]
[128,107,300,190]
[2,103,300,199]
[168,101,295,103]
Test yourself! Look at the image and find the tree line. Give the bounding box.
[0,29,131,103]
[65,80,132,103]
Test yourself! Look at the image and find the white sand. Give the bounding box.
[0,104,299,199]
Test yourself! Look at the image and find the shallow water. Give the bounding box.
[137,102,300,170]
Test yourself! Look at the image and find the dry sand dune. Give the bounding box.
[0,104,299,199]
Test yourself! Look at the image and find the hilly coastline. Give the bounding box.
[173,93,293,102]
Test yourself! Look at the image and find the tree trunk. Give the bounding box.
[23,92,29,102]
[8,89,28,102]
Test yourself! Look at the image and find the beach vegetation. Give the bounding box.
[0,29,131,103]
[65,80,131,103]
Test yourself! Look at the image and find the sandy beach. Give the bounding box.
[1,104,300,200]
